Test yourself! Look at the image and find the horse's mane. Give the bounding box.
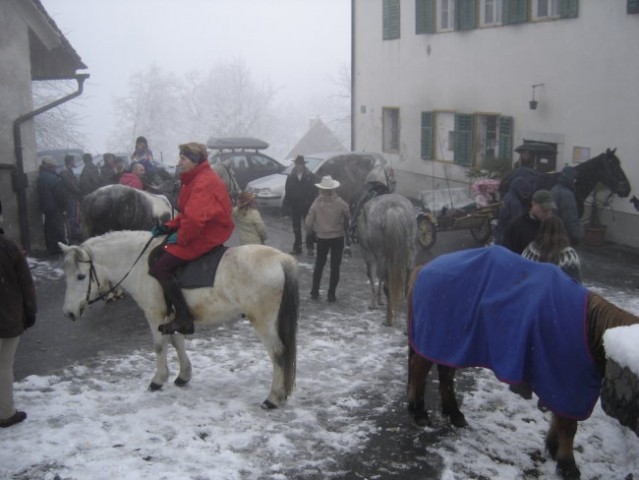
[587,292,639,375]
[82,230,153,256]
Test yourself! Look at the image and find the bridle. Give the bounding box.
[601,153,629,195]
[76,235,155,305]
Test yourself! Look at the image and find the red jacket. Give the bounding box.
[119,172,143,190]
[164,161,234,260]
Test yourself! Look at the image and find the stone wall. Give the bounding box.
[601,358,639,436]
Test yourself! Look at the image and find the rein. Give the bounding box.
[79,235,156,305]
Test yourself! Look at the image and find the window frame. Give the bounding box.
[480,0,503,26]
[531,0,560,20]
[438,0,456,32]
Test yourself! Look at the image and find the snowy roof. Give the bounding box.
[286,118,346,160]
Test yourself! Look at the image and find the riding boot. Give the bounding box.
[157,276,195,335]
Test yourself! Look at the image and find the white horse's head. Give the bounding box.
[58,242,108,320]
[365,164,397,193]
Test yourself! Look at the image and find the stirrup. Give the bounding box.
[158,316,194,335]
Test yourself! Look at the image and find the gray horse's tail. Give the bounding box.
[385,205,414,322]
[277,256,299,396]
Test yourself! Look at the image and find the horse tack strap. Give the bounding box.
[82,235,156,305]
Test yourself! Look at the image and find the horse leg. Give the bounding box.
[148,328,171,391]
[546,413,581,480]
[407,346,433,426]
[365,260,377,309]
[437,365,467,428]
[383,281,392,326]
[249,314,288,409]
[169,333,192,386]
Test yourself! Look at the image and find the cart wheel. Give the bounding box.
[417,216,436,249]
[470,219,492,244]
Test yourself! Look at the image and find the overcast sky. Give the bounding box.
[40,0,351,153]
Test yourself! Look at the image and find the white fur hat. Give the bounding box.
[315,175,340,189]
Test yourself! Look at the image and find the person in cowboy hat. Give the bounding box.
[305,175,350,302]
[284,155,318,256]
[232,191,267,245]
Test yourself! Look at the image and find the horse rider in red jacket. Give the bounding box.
[150,142,234,335]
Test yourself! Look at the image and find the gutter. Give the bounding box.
[11,73,89,251]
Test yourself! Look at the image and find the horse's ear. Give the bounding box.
[612,147,617,154]
[58,242,71,254]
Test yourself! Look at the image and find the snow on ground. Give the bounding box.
[1,263,639,479]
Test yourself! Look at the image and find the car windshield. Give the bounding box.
[282,156,324,175]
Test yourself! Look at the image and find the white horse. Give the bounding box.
[358,193,416,326]
[58,231,298,409]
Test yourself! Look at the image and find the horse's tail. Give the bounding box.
[384,205,415,320]
[277,256,298,397]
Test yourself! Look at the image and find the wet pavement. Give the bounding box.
[16,211,639,479]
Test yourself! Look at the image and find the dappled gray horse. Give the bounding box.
[358,193,416,326]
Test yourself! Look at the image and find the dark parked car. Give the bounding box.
[206,137,285,190]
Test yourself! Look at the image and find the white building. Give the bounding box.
[352,0,639,247]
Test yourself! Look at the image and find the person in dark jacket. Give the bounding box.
[79,153,101,197]
[36,158,68,254]
[150,142,234,335]
[551,166,580,246]
[59,155,82,243]
[283,155,318,255]
[502,189,555,254]
[494,176,534,244]
[0,200,37,428]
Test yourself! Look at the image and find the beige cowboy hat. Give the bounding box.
[315,175,340,189]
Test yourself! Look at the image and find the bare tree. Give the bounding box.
[110,64,182,162]
[32,80,87,150]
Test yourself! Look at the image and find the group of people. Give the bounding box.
[36,136,171,255]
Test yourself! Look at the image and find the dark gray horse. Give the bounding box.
[81,184,174,237]
[358,193,416,326]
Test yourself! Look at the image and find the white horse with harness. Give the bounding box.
[59,231,298,409]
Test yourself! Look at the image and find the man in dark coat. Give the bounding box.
[501,189,555,254]
[79,153,101,197]
[36,158,68,255]
[283,155,318,255]
[59,155,82,243]
[0,200,37,428]
[494,176,534,244]
[551,166,580,246]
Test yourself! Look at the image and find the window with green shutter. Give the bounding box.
[421,112,434,160]
[498,116,514,162]
[629,0,639,14]
[416,0,436,33]
[502,0,528,25]
[455,0,477,30]
[560,0,579,18]
[383,0,401,40]
[454,114,473,166]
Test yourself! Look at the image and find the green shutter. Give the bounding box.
[421,112,434,160]
[560,0,579,18]
[498,116,514,162]
[383,0,401,40]
[454,114,473,166]
[416,0,435,34]
[455,0,477,31]
[629,0,639,14]
[503,0,528,25]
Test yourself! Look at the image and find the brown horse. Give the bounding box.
[407,247,639,480]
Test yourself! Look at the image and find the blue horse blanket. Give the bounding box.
[410,246,601,420]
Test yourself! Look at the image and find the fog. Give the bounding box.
[40,0,351,157]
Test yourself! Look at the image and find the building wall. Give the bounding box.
[353,0,639,247]
[0,2,42,249]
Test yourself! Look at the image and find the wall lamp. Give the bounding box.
[530,83,544,110]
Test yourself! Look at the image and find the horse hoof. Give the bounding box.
[174,377,189,387]
[556,459,581,480]
[446,412,468,428]
[261,400,278,410]
[413,412,430,427]
[148,382,163,392]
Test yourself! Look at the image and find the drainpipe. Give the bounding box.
[12,73,89,251]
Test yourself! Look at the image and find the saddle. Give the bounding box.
[149,244,229,289]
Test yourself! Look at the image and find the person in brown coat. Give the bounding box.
[0,201,37,428]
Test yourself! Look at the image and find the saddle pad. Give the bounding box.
[410,246,601,420]
[175,245,228,289]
